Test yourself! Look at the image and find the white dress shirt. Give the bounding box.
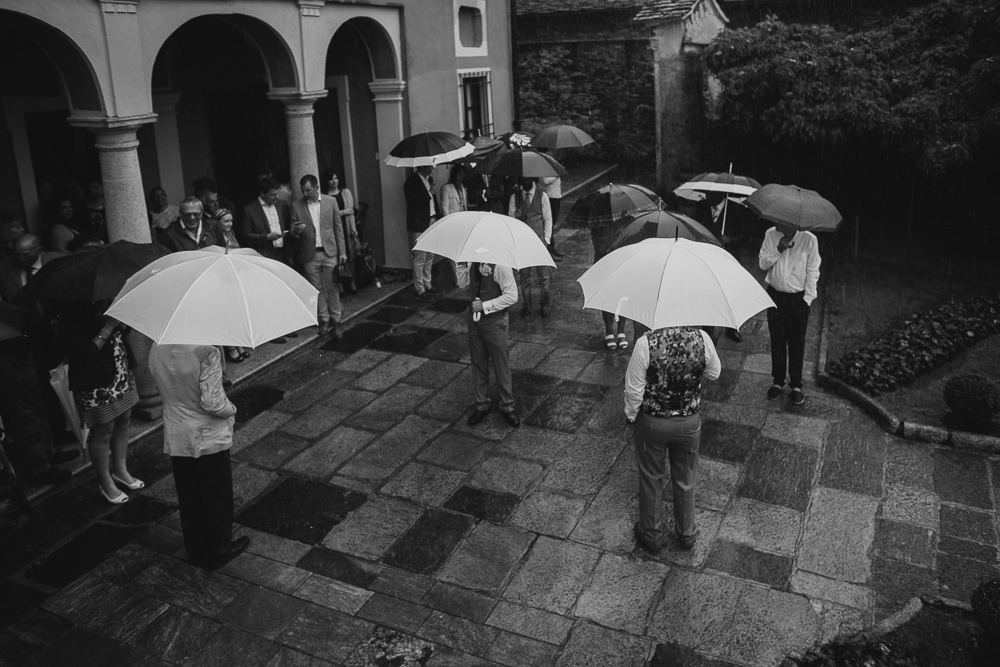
[758,228,821,305]
[419,173,437,218]
[259,196,284,248]
[480,265,518,314]
[538,176,562,199]
[307,199,323,248]
[623,329,721,421]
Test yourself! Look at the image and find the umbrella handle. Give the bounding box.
[614,297,629,323]
[473,311,481,323]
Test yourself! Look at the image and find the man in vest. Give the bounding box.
[625,326,720,553]
[509,178,553,317]
[759,222,821,405]
[466,262,520,428]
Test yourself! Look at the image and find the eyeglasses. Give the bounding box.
[180,212,201,218]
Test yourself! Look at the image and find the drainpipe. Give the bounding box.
[510,0,519,125]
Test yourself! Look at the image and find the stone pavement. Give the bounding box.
[2,229,998,667]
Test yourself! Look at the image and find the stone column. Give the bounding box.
[268,91,327,199]
[70,113,160,419]
[70,114,156,244]
[369,79,409,269]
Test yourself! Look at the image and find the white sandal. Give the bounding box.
[604,334,617,350]
[617,333,630,350]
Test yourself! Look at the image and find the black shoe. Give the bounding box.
[766,384,783,401]
[426,288,443,295]
[727,329,743,343]
[520,303,532,317]
[540,305,551,318]
[49,449,80,466]
[270,337,287,344]
[416,291,432,301]
[467,408,490,427]
[222,378,233,389]
[331,321,343,340]
[28,467,72,486]
[204,536,250,570]
[790,388,805,405]
[633,522,663,554]
[286,332,299,338]
[677,529,699,551]
[501,410,520,427]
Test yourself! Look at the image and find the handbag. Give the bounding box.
[49,363,90,455]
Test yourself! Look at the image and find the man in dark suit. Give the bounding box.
[240,176,292,264]
[0,234,62,303]
[156,197,223,253]
[404,166,441,299]
[289,174,346,338]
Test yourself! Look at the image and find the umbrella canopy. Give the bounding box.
[106,247,318,347]
[565,183,664,230]
[529,125,595,150]
[456,136,508,165]
[497,131,534,148]
[746,184,843,233]
[413,211,555,270]
[384,131,473,168]
[577,238,774,330]
[0,301,26,342]
[481,148,567,178]
[29,240,167,303]
[609,210,722,252]
[675,172,761,198]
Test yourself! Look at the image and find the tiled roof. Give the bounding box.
[633,0,698,21]
[517,0,646,16]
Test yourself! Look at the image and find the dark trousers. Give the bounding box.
[766,286,811,389]
[634,412,701,545]
[171,449,234,565]
[0,354,53,476]
[468,314,515,413]
[549,197,561,227]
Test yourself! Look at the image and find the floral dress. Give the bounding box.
[75,332,139,427]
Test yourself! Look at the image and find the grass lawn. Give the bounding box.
[825,253,1000,432]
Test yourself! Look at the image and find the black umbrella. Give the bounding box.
[481,148,567,178]
[29,240,169,303]
[384,131,473,168]
[609,210,722,252]
[565,183,664,231]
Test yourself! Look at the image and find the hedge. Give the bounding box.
[827,293,1000,395]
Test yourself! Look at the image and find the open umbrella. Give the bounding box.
[106,247,317,347]
[414,211,555,270]
[457,136,508,165]
[565,183,664,230]
[530,125,595,150]
[497,131,534,148]
[674,169,761,235]
[481,148,567,178]
[746,184,843,233]
[27,240,168,303]
[384,131,473,168]
[578,238,774,330]
[609,210,722,252]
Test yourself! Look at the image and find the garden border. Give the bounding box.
[816,273,1000,454]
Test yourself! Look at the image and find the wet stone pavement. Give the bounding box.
[2,228,999,667]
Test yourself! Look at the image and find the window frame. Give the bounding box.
[457,68,494,139]
[453,0,488,57]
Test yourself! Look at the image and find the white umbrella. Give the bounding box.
[107,247,318,347]
[577,238,774,330]
[413,211,556,270]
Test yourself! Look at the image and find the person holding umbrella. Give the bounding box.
[758,223,821,405]
[509,178,554,317]
[467,261,520,428]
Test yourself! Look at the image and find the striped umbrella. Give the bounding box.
[530,125,595,150]
[675,172,761,198]
[384,131,473,168]
[609,210,722,252]
[565,183,663,231]
[480,148,567,178]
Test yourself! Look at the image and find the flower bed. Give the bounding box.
[828,293,1000,395]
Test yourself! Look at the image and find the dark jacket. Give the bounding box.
[404,171,438,233]
[156,220,223,253]
[240,198,292,261]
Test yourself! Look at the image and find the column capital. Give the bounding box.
[369,79,406,102]
[267,90,328,117]
[101,1,138,13]
[68,113,157,133]
[299,0,324,17]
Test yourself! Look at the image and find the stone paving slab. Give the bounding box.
[6,228,1000,667]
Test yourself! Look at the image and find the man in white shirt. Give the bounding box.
[467,262,520,428]
[537,175,565,260]
[758,223,821,405]
[240,176,292,265]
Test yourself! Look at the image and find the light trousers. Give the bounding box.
[304,251,343,323]
[634,411,701,546]
[409,232,434,293]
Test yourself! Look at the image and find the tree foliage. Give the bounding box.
[705,0,1000,174]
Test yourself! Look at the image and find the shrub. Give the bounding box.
[971,577,1000,638]
[828,293,1000,395]
[944,375,1000,425]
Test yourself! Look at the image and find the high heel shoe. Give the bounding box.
[111,472,144,490]
[100,486,129,504]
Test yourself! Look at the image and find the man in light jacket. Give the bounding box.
[148,343,248,569]
[289,174,346,338]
